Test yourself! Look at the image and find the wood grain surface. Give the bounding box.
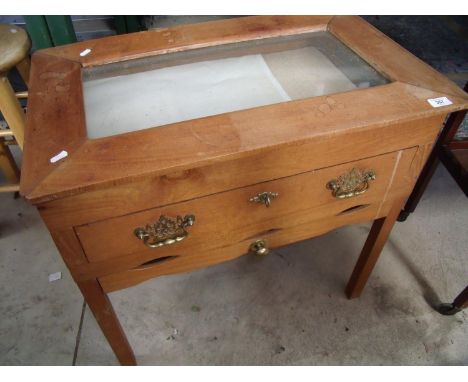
[21,16,468,204]
[20,16,468,365]
[39,16,332,66]
[24,82,462,204]
[38,115,442,230]
[75,150,411,263]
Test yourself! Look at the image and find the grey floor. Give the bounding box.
[0,164,467,365]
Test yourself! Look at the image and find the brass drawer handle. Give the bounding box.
[249,191,279,207]
[134,214,195,248]
[327,168,376,199]
[250,239,269,256]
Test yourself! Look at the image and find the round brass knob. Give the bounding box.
[249,239,269,256]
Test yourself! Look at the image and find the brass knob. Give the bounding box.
[249,239,269,256]
[249,191,279,207]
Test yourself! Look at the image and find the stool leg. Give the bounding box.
[16,57,31,87]
[0,139,20,183]
[0,76,26,149]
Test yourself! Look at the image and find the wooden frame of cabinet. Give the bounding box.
[21,16,468,365]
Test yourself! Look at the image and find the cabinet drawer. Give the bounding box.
[98,197,398,292]
[76,149,416,264]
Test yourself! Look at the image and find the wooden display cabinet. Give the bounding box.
[20,16,468,365]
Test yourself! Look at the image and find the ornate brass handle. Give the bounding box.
[250,239,269,256]
[134,214,195,248]
[327,168,376,199]
[249,191,279,207]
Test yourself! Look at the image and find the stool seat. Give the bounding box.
[0,24,31,74]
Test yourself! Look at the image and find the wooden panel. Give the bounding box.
[38,113,444,232]
[21,17,468,204]
[102,193,420,293]
[98,199,394,293]
[29,82,464,204]
[41,16,332,66]
[75,149,415,265]
[20,53,87,199]
[99,154,418,293]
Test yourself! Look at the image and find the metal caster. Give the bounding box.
[437,303,462,316]
[397,210,410,222]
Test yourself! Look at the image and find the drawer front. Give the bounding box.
[98,197,398,293]
[76,148,416,265]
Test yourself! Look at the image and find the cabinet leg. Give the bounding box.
[78,279,137,365]
[346,198,405,299]
[437,285,468,315]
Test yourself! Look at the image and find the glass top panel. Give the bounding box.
[82,31,389,139]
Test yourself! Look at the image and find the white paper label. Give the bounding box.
[427,97,453,108]
[80,48,92,57]
[50,150,68,163]
[48,272,62,282]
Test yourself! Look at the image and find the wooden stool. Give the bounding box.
[0,24,31,193]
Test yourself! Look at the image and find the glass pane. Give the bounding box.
[83,31,388,139]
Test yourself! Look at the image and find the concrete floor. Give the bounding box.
[0,164,467,365]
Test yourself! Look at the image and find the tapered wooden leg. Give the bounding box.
[452,285,468,310]
[78,279,137,365]
[346,198,405,299]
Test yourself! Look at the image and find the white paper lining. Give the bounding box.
[83,47,356,139]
